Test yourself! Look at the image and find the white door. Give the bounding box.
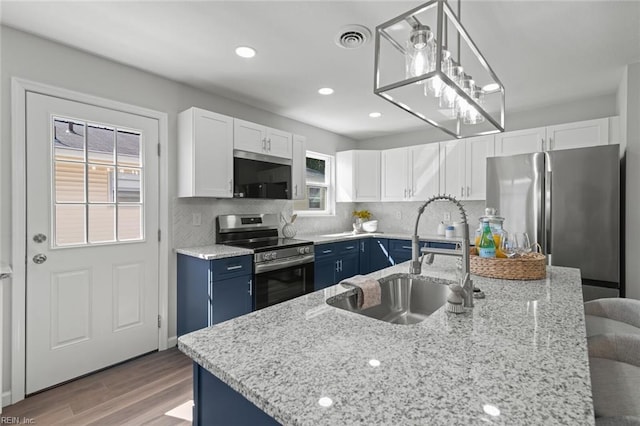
[440,140,466,199]
[465,135,495,200]
[381,147,408,201]
[354,151,381,201]
[409,143,440,201]
[25,92,159,394]
[546,118,609,151]
[266,128,293,159]
[494,127,546,156]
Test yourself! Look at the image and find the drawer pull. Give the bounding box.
[226,265,243,271]
[402,246,412,250]
[345,246,355,250]
[322,250,332,254]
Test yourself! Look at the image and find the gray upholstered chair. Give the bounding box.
[588,333,640,419]
[584,298,640,337]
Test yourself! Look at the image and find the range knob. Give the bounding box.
[270,251,277,260]
[262,253,271,261]
[298,247,306,255]
[304,246,311,254]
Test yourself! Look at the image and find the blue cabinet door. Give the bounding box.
[369,238,391,272]
[388,239,413,265]
[337,252,360,282]
[177,254,211,337]
[359,239,371,274]
[212,275,253,324]
[314,258,337,290]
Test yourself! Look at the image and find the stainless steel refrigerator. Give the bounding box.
[486,144,620,299]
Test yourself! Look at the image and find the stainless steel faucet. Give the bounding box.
[410,194,474,308]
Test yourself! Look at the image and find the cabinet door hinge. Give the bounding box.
[157,315,162,328]
[157,143,161,156]
[158,229,161,242]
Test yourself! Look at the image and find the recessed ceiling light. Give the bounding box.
[482,83,500,92]
[235,46,256,58]
[369,112,382,118]
[318,87,334,95]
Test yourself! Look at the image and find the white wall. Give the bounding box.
[624,63,640,299]
[0,25,357,403]
[358,93,618,150]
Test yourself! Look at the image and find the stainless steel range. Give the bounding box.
[216,214,315,309]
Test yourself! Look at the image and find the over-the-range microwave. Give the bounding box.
[233,150,291,200]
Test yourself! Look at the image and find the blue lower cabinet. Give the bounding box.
[388,239,430,265]
[336,241,360,282]
[358,239,371,274]
[193,363,279,426]
[369,238,392,272]
[314,257,337,291]
[177,254,253,337]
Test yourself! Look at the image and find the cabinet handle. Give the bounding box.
[268,138,272,151]
[467,186,470,197]
[226,265,243,271]
[549,137,553,151]
[403,188,407,198]
[294,184,297,196]
[461,186,464,197]
[361,241,365,252]
[262,138,266,151]
[339,259,343,271]
[248,279,253,296]
[346,246,355,250]
[408,189,412,198]
[335,261,340,272]
[322,250,332,254]
[540,138,544,152]
[402,246,412,250]
[228,179,232,193]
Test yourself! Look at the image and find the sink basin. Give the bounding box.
[325,274,449,325]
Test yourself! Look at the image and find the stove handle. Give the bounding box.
[254,254,315,274]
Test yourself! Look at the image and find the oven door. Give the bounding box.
[254,254,315,310]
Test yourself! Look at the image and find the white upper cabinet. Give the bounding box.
[546,118,609,151]
[381,147,409,201]
[495,117,617,156]
[440,135,494,201]
[233,118,292,159]
[382,144,440,202]
[409,143,440,201]
[336,150,380,202]
[494,127,546,156]
[178,107,234,198]
[291,135,306,200]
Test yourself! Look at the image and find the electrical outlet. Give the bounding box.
[443,212,451,222]
[395,211,402,220]
[192,213,202,226]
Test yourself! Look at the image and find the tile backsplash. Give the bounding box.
[173,197,487,248]
[173,198,354,248]
[354,200,486,237]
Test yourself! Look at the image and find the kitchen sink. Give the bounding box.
[325,274,450,325]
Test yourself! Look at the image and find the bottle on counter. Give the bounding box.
[478,219,496,258]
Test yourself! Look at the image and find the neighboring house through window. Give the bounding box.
[293,151,335,216]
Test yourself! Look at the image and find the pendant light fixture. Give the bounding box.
[374,0,504,138]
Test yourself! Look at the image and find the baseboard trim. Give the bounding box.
[167,335,177,348]
[2,390,12,408]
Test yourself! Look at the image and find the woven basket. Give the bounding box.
[470,247,546,280]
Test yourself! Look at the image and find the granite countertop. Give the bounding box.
[178,258,593,425]
[175,233,464,260]
[175,245,253,260]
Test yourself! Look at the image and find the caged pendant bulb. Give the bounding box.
[405,25,435,82]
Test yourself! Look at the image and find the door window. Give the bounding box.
[53,118,144,246]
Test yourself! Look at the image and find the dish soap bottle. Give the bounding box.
[478,219,496,258]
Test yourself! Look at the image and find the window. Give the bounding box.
[293,151,334,216]
[52,118,144,247]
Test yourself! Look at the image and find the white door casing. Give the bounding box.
[26,93,159,394]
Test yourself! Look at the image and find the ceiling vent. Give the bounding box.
[335,25,372,49]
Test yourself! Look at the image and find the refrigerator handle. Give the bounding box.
[545,169,552,256]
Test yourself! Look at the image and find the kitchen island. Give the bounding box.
[178,258,594,425]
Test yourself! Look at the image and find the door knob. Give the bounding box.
[33,254,47,264]
[33,233,47,243]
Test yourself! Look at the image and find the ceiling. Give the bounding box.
[2,1,639,141]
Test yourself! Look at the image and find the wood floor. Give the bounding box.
[2,347,193,425]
